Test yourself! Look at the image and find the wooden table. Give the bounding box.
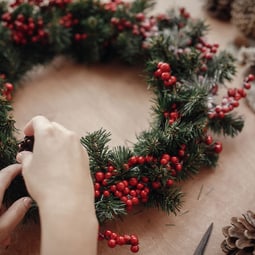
[1,1,255,254]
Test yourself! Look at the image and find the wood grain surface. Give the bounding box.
[1,1,255,255]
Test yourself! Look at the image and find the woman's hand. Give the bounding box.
[0,164,31,248]
[16,115,94,209]
[16,116,98,255]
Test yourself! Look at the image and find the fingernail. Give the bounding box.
[23,197,32,209]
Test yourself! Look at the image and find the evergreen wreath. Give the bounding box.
[0,0,253,252]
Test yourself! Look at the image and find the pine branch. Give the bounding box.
[208,113,244,137]
[206,51,236,83]
[95,197,126,224]
[146,187,183,215]
[80,129,112,174]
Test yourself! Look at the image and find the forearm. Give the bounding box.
[39,199,98,255]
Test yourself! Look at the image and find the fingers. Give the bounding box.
[0,164,22,206]
[16,151,33,170]
[0,197,32,242]
[23,115,52,137]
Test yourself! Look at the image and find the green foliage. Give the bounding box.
[208,113,244,137]
[95,197,126,224]
[81,129,112,175]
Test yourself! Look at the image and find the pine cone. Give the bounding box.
[204,0,234,21]
[231,0,255,39]
[221,210,255,255]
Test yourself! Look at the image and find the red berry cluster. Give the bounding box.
[208,74,254,119]
[110,13,157,40]
[132,16,157,39]
[59,13,78,28]
[204,135,223,153]
[154,62,177,87]
[99,230,139,253]
[179,7,190,19]
[94,161,151,211]
[1,82,14,101]
[110,17,133,31]
[196,38,219,72]
[163,103,180,125]
[103,0,129,12]
[1,13,48,45]
[8,0,44,8]
[59,13,87,41]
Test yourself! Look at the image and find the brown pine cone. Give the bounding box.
[221,210,255,255]
[231,0,255,39]
[204,0,234,21]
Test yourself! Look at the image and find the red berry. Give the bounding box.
[170,76,177,85]
[140,190,148,198]
[103,190,110,197]
[160,158,168,165]
[110,185,116,192]
[121,196,128,203]
[107,165,115,172]
[95,190,100,197]
[104,230,112,238]
[116,182,125,191]
[108,239,116,248]
[138,156,145,164]
[154,69,162,77]
[130,245,139,253]
[214,142,223,153]
[130,235,139,246]
[161,72,171,80]
[94,182,100,190]
[166,179,174,186]
[95,172,104,182]
[157,62,164,69]
[129,177,138,186]
[141,176,149,183]
[244,83,251,90]
[205,135,213,145]
[117,235,125,245]
[152,181,161,189]
[129,190,137,197]
[160,63,170,72]
[124,234,131,243]
[129,156,138,165]
[136,183,144,190]
[126,199,133,207]
[162,153,171,161]
[131,197,139,205]
[4,83,13,91]
[247,74,255,82]
[178,149,185,157]
[105,172,112,179]
[171,156,178,164]
[228,88,236,97]
[175,163,182,172]
[110,232,118,240]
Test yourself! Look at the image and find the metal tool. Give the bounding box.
[193,222,213,255]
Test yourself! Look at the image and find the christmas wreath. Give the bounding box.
[0,0,253,253]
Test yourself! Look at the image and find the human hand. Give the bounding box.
[16,116,98,255]
[0,164,32,248]
[16,116,95,211]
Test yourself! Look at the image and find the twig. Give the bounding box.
[197,184,204,200]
